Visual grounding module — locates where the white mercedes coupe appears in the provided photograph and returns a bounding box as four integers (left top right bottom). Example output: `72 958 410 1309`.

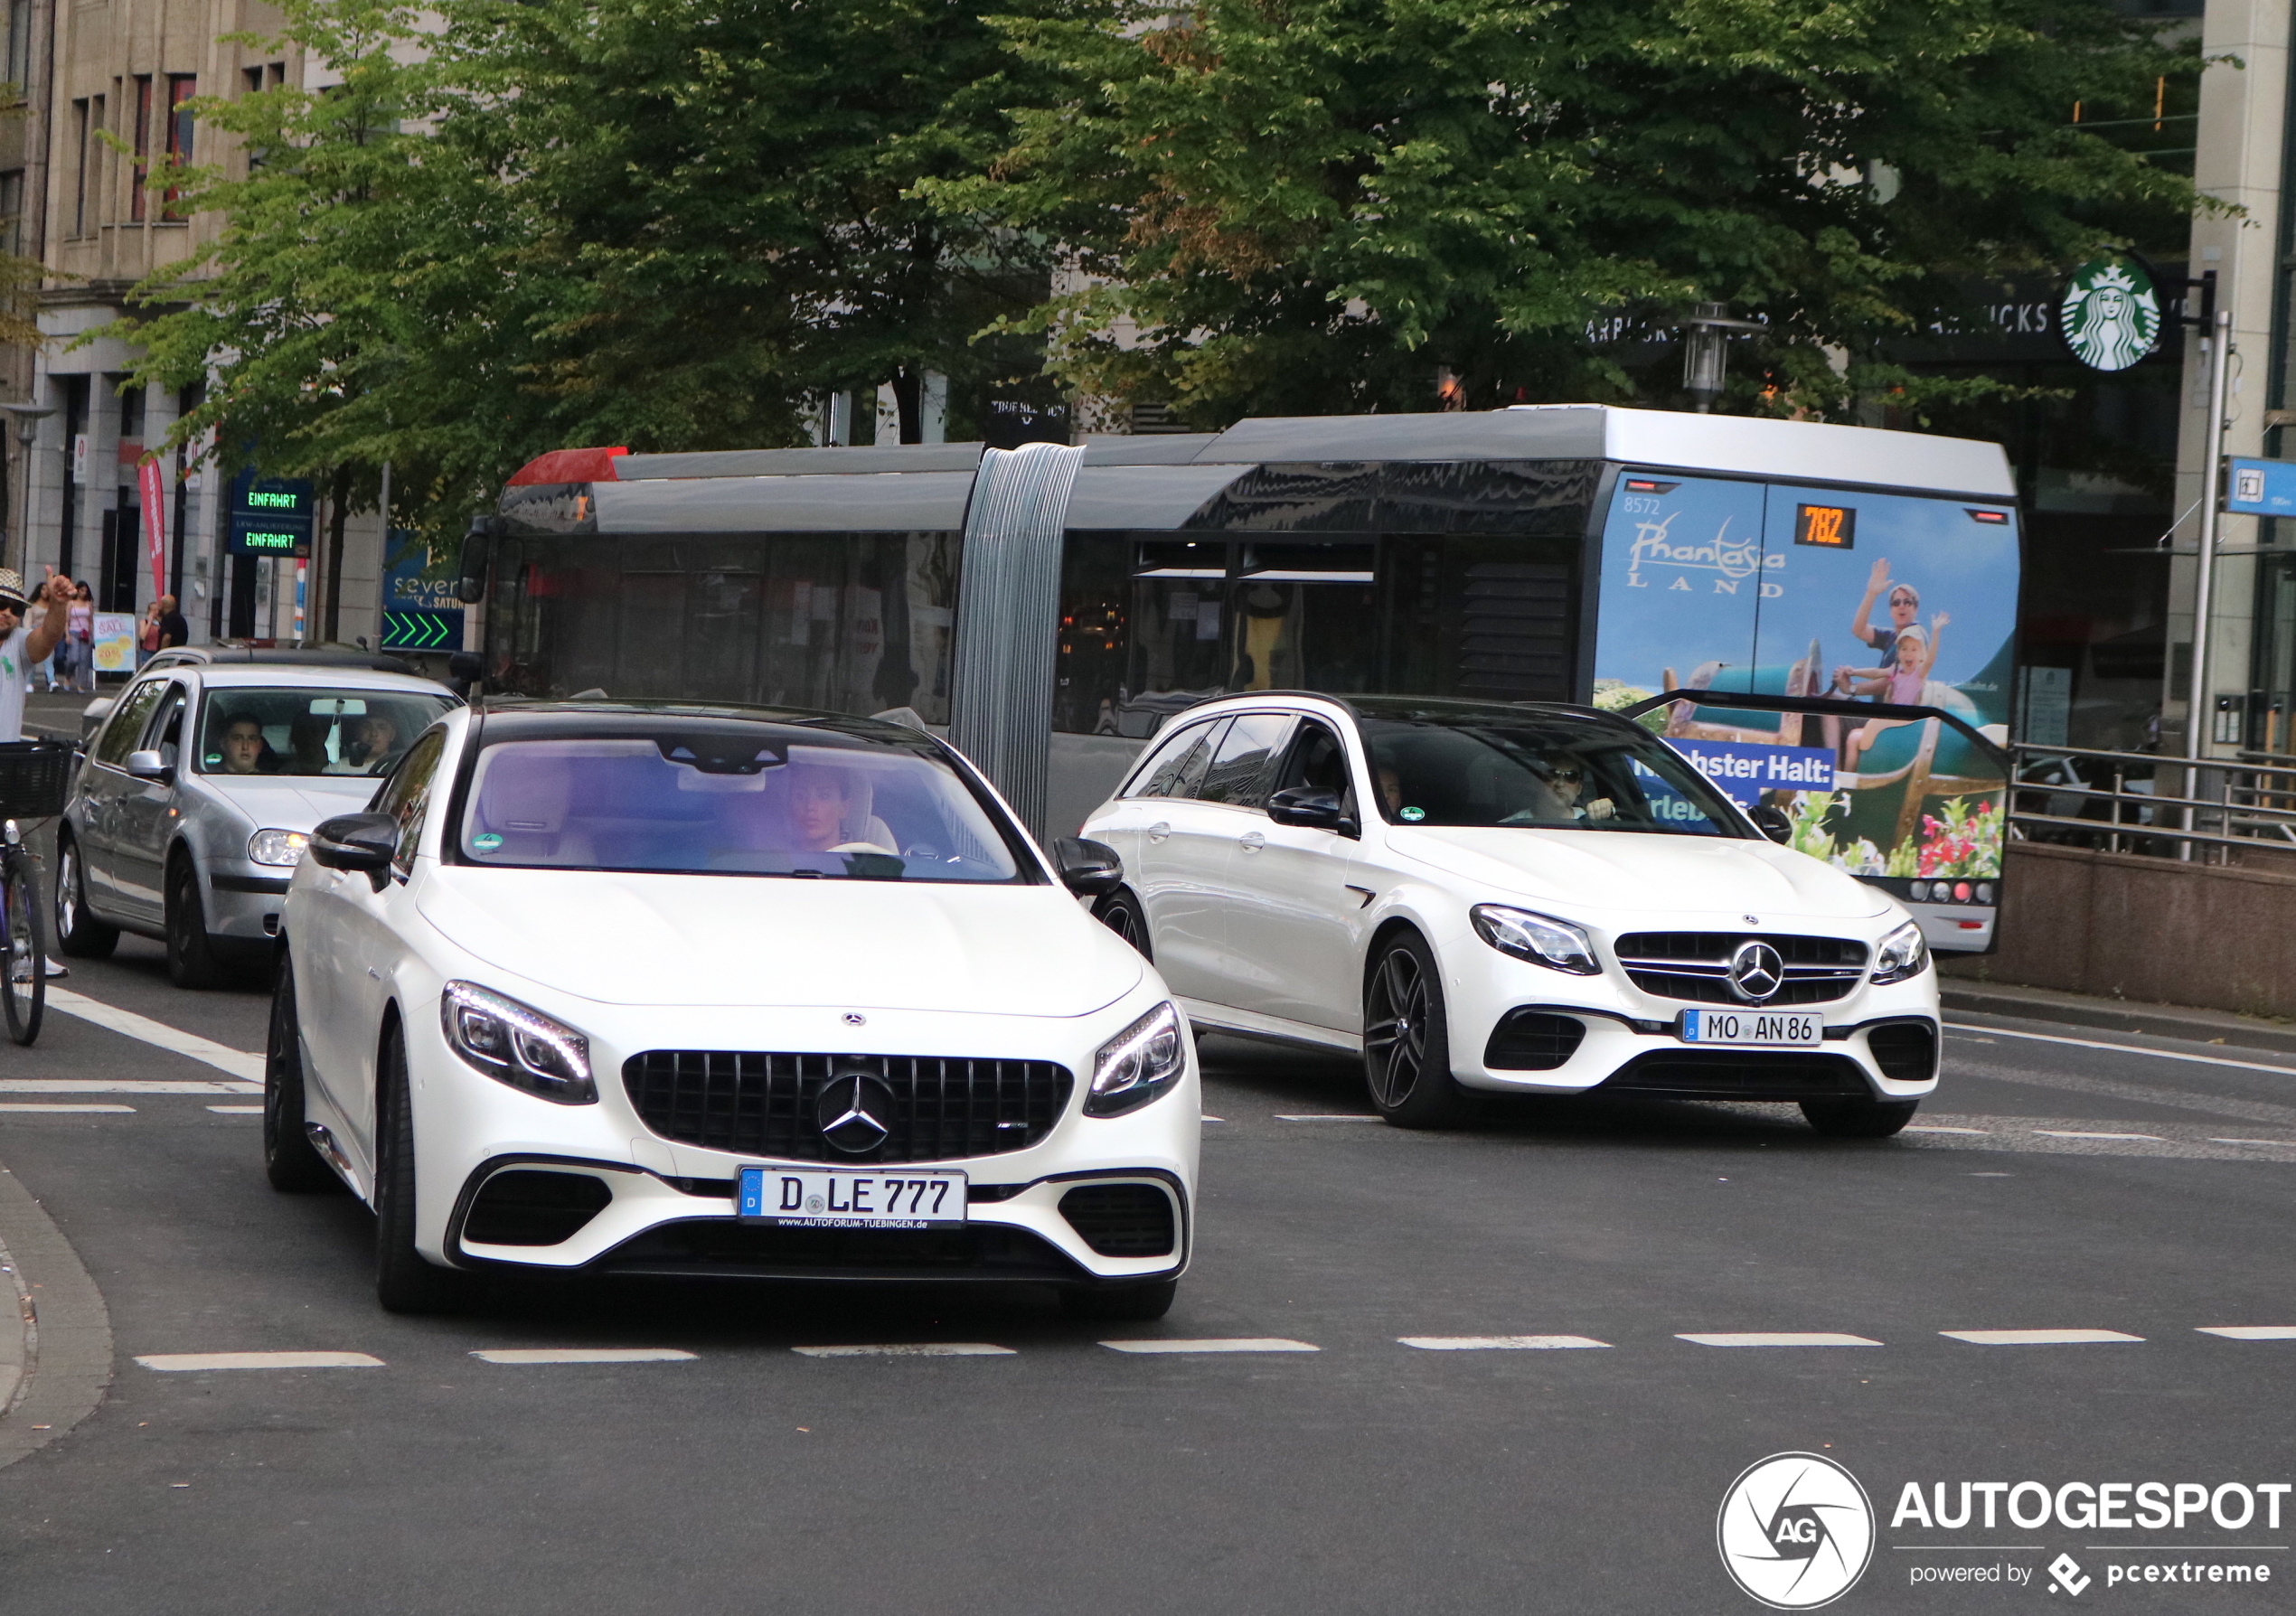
267 701 1197 1317
1080 694 1938 1134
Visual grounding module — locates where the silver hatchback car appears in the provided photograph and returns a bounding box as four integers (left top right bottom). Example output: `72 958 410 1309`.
55 665 460 986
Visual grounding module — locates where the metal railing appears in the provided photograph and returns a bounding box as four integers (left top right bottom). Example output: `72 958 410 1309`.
2008 742 2296 863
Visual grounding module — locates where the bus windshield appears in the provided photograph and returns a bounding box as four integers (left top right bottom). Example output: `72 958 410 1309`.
456 731 1029 882
1357 709 1750 836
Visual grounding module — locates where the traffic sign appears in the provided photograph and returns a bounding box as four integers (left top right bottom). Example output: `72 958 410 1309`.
2227 457 2296 518
381 608 462 651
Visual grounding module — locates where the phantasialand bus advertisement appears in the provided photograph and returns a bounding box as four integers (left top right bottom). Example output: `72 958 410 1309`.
472 406 2018 952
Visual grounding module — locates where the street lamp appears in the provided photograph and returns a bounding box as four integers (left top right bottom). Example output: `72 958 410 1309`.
0 402 52 577
1679 303 1765 413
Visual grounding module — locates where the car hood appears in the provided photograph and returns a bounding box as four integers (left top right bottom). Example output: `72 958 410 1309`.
414 868 1146 1015
197 775 381 828
1385 828 1893 921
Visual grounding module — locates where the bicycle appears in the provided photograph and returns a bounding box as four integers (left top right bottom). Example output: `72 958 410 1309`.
0 739 71 1046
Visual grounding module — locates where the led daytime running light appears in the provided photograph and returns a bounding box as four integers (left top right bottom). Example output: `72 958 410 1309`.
1086 1001 1186 1117
440 981 597 1104
1869 919 1929 985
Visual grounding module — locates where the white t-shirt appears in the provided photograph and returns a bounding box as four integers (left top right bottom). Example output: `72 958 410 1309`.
0 625 24 742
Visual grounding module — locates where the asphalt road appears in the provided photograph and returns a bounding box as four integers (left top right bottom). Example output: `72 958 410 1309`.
1 940 2292 1614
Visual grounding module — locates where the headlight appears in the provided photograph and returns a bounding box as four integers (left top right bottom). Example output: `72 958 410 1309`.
440 982 597 1104
249 828 311 867
1471 905 1601 975
1086 1001 1186 1117
1870 918 1929 985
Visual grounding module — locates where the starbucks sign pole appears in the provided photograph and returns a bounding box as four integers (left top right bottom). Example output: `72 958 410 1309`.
2182 306 2234 856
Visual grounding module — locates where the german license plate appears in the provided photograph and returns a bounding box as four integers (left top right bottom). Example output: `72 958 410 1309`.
736 1167 967 1229
1680 1008 1823 1047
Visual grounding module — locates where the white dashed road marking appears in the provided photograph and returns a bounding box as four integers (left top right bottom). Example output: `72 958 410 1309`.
1906 1125 1989 1135
791 1343 1016 1358
0 1103 135 1113
136 1351 384 1371
0 1080 259 1095
1102 1338 1320 1354
472 1348 697 1365
2196 1327 2296 1340
1398 1335 1611 1351
1677 1332 1884 1348
1939 1329 2144 1346
2034 1131 2163 1142
1275 1114 1382 1123
206 1105 263 1115
44 989 266 1082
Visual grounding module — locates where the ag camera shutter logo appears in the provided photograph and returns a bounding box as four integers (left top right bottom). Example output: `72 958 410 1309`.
1718 1452 1876 1609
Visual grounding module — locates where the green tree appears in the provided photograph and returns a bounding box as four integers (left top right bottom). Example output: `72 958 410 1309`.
940 0 2214 425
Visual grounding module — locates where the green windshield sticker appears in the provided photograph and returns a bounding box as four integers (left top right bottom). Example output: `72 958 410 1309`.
472 832 503 852
1399 805 1426 822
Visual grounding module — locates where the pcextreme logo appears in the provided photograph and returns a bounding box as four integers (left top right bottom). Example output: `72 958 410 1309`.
1718 1452 1877 1610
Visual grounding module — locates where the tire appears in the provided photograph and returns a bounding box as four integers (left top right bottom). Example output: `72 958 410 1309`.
165 855 225 991
372 1026 473 1314
1362 930 1469 1129
2 860 46 1047
53 834 118 961
264 954 339 1193
1800 1096 1920 1139
1059 1279 1178 1322
1092 887 1153 960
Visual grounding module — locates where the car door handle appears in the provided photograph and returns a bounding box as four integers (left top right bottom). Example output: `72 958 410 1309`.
1146 821 1171 843
1237 831 1266 853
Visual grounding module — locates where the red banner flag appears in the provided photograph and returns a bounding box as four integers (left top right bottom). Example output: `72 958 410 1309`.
138 456 168 600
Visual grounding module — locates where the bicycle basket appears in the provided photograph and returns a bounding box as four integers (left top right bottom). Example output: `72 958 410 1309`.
0 740 71 819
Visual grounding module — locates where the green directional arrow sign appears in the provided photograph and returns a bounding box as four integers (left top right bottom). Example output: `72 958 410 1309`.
381 609 462 650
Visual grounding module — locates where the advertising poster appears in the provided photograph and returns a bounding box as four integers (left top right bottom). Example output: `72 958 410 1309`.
90 611 136 674
1593 473 2016 883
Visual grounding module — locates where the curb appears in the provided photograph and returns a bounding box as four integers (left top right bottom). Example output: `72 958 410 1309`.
0 1163 113 1470
1941 983 2296 1060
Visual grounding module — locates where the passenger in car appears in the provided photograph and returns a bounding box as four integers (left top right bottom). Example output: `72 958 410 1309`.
786 764 897 854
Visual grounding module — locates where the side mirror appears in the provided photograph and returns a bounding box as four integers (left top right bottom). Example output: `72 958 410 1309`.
456 517 499 605
1052 836 1124 898
310 812 400 886
1748 803 1793 844
1266 785 1351 833
125 748 172 783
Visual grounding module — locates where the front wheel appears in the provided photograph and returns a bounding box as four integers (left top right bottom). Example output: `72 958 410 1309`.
53 835 118 960
264 955 339 1193
1092 888 1153 960
2 858 46 1046
1362 931 1469 1129
1801 1096 1919 1138
373 1029 475 1314
165 858 225 991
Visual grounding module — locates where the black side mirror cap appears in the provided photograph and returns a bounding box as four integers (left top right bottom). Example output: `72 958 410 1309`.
1748 803 1793 844
1266 785 1354 836
310 812 400 883
1052 836 1124 898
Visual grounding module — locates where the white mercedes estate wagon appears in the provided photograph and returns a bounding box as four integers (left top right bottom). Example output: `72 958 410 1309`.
268 701 1197 1318
1080 694 1939 1134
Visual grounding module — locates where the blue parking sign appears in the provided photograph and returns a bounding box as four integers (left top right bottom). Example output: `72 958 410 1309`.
2227 457 2296 518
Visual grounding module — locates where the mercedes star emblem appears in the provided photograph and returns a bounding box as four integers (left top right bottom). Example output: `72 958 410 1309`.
1727 940 1785 1003
815 1071 894 1154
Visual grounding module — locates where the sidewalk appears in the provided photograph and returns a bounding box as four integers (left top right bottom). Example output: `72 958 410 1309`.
1941 977 2296 1059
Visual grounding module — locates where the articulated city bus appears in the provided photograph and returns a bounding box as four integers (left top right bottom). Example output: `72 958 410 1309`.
473 407 2020 950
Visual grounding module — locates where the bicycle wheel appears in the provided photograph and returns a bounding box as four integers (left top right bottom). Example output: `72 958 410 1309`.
2 856 45 1046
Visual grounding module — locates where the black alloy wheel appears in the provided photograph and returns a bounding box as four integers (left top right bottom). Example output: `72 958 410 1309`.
53 835 118 960
165 856 224 991
1093 888 1153 960
1801 1095 1920 1139
1 860 45 1046
264 954 339 1193
1362 931 1468 1129
1059 1279 1178 1322
373 1026 474 1314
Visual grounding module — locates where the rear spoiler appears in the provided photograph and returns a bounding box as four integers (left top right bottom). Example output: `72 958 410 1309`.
1617 689 2013 774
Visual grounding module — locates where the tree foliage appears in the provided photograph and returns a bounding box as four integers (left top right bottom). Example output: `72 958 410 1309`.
938 0 2215 424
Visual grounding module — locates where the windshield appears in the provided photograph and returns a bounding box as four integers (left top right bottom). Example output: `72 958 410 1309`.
455 731 1029 882
1359 711 1750 836
199 689 456 778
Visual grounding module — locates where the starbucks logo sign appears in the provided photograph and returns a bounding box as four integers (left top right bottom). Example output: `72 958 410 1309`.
2058 254 2162 371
